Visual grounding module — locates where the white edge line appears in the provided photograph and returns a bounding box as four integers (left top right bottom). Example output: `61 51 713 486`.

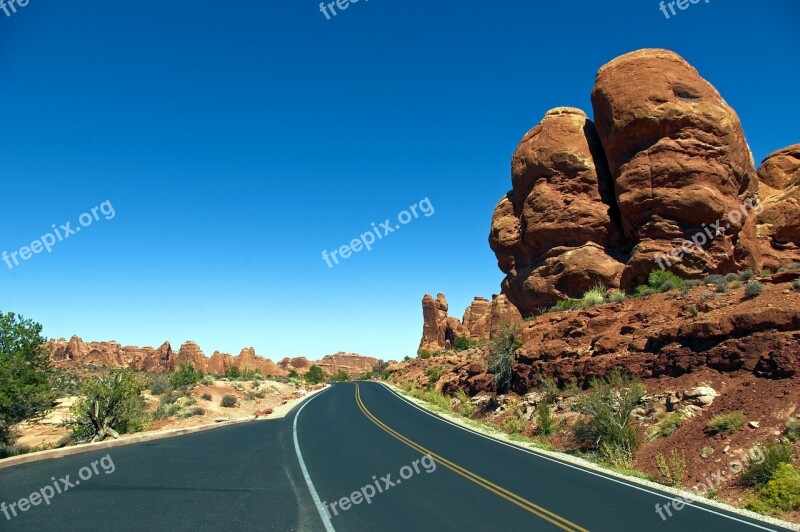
293 387 336 532
378 382 795 532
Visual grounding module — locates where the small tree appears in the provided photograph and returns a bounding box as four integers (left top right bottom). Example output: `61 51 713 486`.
305 365 325 385
488 323 522 393
169 362 204 388
329 370 350 382
287 369 299 379
69 370 146 442
0 312 55 449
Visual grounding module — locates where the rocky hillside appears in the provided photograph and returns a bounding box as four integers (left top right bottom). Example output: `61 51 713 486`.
47 336 380 377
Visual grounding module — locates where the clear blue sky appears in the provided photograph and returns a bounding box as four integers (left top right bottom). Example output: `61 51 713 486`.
1 1 798 361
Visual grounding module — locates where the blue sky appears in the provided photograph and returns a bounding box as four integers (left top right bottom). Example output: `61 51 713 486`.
1 1 798 361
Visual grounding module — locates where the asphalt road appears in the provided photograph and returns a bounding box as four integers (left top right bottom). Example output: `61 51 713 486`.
0 382 793 531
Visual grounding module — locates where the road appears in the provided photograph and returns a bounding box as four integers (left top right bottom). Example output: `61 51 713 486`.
0 382 793 531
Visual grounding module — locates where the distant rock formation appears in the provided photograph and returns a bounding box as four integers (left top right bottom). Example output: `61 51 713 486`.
489 49 799 315
417 293 521 354
47 337 379 377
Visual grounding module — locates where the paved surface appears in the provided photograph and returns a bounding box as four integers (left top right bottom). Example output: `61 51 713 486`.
0 382 792 531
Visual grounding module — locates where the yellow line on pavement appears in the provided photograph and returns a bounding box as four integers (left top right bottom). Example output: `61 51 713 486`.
354 384 589 532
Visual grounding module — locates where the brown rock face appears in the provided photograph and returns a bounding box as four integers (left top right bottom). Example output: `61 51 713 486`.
47 338 379 377
489 107 626 313
757 145 800 249
592 48 760 284
463 297 491 342
418 293 469 353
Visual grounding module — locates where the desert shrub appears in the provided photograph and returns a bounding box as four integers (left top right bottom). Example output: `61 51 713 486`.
551 298 583 312
0 312 55 449
684 304 699 317
742 441 793 487
681 279 703 295
169 363 204 388
421 389 450 410
149 374 171 395
703 274 724 285
607 291 627 303
538 376 560 404
786 418 800 441
581 285 607 308
287 369 299 379
746 464 800 514
724 272 738 282
759 269 772 278
743 281 764 299
70 370 146 442
656 450 686 487
418 350 440 359
573 370 646 464
535 402 556 436
648 412 684 441
706 411 745 434
714 279 728 293
738 269 754 281
453 389 474 417
425 367 443 389
454 336 479 351
792 280 800 291
220 395 238 408
488 323 522 393
634 287 657 297
177 406 205 418
304 365 325 384
223 367 241 379
502 417 525 434
649 270 682 292
201 375 215 385
201 393 212 401
329 370 350 383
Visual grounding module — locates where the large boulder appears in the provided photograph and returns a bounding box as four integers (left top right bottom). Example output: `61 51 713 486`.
489 107 626 313
591 48 760 285
757 145 800 254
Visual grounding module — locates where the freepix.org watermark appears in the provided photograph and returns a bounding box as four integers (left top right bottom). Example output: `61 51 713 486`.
321 197 434 268
659 0 710 20
2 200 116 270
0 0 30 18
1 454 116 522
323 454 436 518
319 0 367 21
654 195 762 271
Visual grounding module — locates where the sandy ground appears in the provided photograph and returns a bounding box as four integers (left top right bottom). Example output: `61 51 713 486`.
13 379 319 449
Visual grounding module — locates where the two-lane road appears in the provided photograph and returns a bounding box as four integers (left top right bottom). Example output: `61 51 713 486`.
0 382 792 531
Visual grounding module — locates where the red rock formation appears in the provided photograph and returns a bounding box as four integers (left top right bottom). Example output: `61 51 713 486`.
47 338 377 378
591 49 760 285
489 107 625 313
757 145 800 267
418 293 469 353
462 297 491 342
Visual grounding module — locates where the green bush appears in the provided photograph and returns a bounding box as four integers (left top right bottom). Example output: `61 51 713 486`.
724 272 739 282
287 370 299 379
0 312 55 449
329 370 350 382
706 411 745 434
169 363 204 388
70 370 146 442
220 395 237 408
425 367 443 389
656 449 686 487
502 416 525 434
738 269 754 281
152 402 180 420
304 365 325 384
418 350 439 359
452 389 474 417
488 323 522 393
581 285 607 308
608 291 627 303
201 375 215 385
743 281 764 299
759 269 772 278
177 406 205 418
149 374 170 395
792 280 800 291
714 280 728 293
746 464 800 514
648 412 685 441
681 279 703 294
573 370 646 464
223 367 241 379
786 418 800 441
649 270 682 292
535 402 556 436
454 336 479 351
550 298 583 312
201 393 212 401
703 274 724 285
742 441 793 487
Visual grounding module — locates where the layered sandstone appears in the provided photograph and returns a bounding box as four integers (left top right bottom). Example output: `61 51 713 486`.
757 145 800 267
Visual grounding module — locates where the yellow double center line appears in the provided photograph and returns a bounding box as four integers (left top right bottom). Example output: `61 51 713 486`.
354 384 588 532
